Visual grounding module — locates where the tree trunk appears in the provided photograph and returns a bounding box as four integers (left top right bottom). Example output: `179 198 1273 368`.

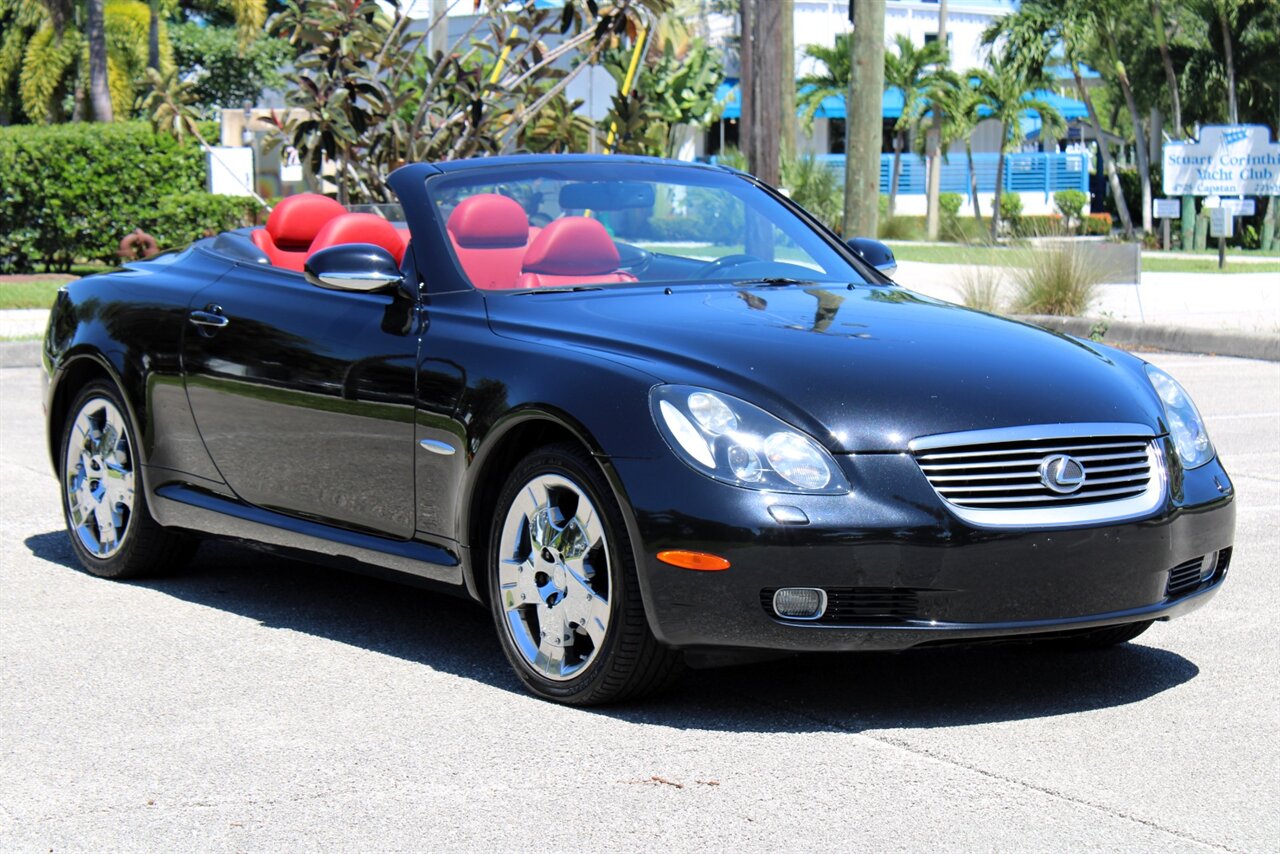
888 132 903 217
843 0 886 239
991 127 1005 242
1150 0 1182 134
1116 67 1152 233
778 0 795 162
967 144 982 227
86 0 113 121
924 0 948 240
1073 64 1132 237
740 0 786 187
148 0 160 71
1219 4 1237 123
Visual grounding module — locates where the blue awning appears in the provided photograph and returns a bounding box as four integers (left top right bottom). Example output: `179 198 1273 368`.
715 79 1087 130
717 79 905 121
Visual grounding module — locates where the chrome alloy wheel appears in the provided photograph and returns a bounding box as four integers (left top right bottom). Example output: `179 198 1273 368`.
63 397 136 559
496 474 612 681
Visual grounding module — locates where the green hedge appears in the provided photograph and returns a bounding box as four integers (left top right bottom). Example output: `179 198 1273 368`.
0 121 253 272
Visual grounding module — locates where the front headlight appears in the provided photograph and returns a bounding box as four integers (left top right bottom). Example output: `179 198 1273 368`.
651 385 848 494
1145 364 1214 468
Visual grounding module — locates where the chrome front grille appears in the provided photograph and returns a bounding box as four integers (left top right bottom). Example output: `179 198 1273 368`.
909 423 1166 528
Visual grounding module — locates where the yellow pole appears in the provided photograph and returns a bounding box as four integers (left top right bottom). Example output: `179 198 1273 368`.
603 27 648 153
489 26 521 85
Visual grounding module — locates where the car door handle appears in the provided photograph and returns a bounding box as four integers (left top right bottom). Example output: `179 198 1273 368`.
188 308 229 329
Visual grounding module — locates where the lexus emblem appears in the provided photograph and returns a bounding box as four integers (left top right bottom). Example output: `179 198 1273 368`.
1039 454 1086 494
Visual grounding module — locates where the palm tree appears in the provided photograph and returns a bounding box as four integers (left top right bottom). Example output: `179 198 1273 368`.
984 0 1135 237
796 32 850 129
1 0 266 122
971 54 1064 241
921 74 986 227
882 34 949 217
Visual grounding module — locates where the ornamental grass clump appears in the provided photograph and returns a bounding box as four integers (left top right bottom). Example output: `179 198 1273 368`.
1009 241 1105 316
956 264 1005 313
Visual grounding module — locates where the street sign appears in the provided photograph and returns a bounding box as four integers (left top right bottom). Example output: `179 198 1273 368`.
1163 125 1280 196
1153 199 1181 219
1221 198 1256 216
1209 207 1234 238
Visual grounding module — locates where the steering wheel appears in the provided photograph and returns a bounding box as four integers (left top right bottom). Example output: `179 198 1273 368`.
696 254 763 279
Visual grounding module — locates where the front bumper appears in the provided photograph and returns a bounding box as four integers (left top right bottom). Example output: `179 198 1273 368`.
611 443 1236 653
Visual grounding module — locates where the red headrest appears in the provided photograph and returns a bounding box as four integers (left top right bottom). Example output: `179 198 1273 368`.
447 194 529 248
308 213 406 263
266 193 347 249
522 217 620 276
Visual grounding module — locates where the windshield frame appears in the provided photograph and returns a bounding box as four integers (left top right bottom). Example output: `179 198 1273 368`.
421 159 888 295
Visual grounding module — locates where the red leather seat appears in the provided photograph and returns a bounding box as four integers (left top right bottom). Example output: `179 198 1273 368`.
307 213 407 264
251 193 346 271
515 217 637 289
446 194 531 290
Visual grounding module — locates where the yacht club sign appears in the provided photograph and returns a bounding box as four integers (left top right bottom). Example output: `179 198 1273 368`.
1163 125 1280 197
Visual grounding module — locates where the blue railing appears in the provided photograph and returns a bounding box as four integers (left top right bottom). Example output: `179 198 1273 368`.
812 152 1089 198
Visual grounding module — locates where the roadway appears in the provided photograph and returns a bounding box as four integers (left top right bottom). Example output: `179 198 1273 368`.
1 353 1277 851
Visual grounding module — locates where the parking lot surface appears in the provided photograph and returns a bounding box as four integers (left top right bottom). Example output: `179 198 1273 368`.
2 353 1277 852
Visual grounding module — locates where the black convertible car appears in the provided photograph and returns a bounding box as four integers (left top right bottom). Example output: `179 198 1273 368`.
43 154 1235 704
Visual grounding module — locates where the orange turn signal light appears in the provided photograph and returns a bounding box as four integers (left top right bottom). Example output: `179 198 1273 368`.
656 550 731 571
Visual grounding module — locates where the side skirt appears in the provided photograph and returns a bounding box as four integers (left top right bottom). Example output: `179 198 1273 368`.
151 482 465 589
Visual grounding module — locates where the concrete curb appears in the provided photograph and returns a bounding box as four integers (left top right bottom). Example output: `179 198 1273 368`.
1018 315 1280 362
0 341 41 368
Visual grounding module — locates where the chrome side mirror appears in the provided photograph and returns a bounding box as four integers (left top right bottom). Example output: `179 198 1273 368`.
304 243 404 293
845 237 897 278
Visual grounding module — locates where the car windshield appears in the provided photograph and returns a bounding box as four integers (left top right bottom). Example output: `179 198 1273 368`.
425 162 869 292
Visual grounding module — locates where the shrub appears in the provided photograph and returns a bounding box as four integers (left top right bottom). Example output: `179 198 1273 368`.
939 192 963 220
0 121 235 272
1009 242 1105 316
878 215 923 241
1012 214 1067 238
1053 189 1088 225
781 154 843 235
137 194 258 250
1079 213 1112 236
999 193 1023 222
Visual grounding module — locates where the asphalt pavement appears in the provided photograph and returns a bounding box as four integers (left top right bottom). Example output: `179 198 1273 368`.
1 354 1278 852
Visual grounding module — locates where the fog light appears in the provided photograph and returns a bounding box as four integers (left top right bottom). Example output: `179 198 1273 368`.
1200 552 1217 580
773 587 827 620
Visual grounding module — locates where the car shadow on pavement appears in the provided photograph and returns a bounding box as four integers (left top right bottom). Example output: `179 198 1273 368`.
26 529 1200 734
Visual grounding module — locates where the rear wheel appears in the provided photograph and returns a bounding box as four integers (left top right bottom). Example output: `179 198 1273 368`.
1035 620 1154 650
487 442 682 705
60 380 194 579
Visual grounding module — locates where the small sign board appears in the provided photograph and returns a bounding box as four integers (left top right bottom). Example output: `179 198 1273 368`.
1221 198 1256 216
1209 207 1234 238
206 147 255 197
1153 198 1181 219
1163 125 1280 196
280 146 303 183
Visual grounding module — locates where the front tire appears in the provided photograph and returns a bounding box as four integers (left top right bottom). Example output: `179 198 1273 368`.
487 442 682 705
59 380 195 579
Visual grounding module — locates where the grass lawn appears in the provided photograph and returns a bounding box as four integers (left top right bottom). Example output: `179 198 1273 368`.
1139 256 1280 274
0 278 73 310
887 242 1280 274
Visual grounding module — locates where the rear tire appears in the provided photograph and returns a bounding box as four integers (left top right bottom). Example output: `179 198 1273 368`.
487 442 682 705
1035 620 1153 650
59 380 195 579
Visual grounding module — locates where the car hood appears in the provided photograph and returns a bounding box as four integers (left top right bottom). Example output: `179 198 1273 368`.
484 284 1161 453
